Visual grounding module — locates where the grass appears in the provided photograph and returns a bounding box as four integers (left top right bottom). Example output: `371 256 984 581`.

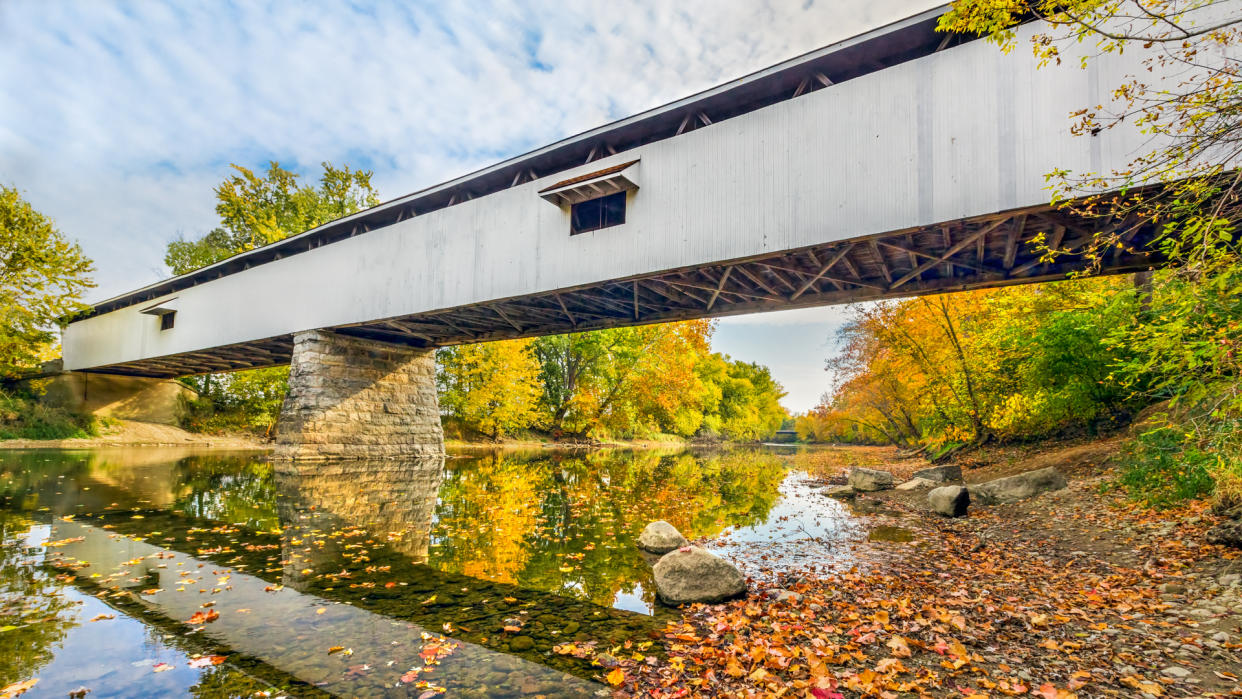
0 389 98 440
1111 416 1242 509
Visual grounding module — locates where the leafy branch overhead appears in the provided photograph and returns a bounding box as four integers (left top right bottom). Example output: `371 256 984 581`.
0 186 94 378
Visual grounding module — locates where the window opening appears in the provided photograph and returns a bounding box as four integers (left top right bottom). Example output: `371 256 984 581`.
570 191 626 235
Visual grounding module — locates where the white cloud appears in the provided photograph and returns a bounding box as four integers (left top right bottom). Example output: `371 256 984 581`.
0 0 940 299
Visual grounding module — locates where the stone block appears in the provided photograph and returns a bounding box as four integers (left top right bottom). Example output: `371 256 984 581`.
274 330 444 461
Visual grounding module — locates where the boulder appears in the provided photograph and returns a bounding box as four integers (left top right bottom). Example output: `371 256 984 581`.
912 464 962 483
896 477 937 491
968 467 1067 505
928 485 970 517
824 485 856 499
847 467 895 492
653 546 746 605
1207 519 1242 548
637 520 689 554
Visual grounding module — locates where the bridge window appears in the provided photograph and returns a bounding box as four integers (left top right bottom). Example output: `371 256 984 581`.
571 192 626 235
160 311 176 331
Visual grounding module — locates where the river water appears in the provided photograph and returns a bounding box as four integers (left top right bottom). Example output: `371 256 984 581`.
0 446 871 698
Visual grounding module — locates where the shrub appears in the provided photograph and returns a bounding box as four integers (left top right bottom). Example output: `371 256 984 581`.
0 389 97 440
1113 425 1217 509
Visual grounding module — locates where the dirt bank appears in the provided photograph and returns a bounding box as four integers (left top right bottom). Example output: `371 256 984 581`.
0 419 267 450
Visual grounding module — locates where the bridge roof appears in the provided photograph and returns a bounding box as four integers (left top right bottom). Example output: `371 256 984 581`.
82 4 964 319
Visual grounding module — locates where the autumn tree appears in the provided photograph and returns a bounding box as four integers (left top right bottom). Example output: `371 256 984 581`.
940 0 1242 498
436 338 544 440
0 186 94 378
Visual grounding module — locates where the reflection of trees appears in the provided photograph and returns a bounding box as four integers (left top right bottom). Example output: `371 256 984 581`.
171 456 280 530
0 512 79 687
430 449 785 608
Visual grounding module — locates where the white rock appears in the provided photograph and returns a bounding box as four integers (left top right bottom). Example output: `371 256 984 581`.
896 477 937 491
637 520 689 554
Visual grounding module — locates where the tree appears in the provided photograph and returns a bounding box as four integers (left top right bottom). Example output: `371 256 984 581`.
940 0 1242 498
436 339 544 440
165 161 379 275
0 186 94 378
170 162 379 433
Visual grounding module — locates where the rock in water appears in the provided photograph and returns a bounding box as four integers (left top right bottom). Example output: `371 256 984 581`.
637 520 689 554
847 467 895 491
824 485 857 499
1207 519 1242 548
968 467 1067 505
912 464 962 483
928 485 970 517
896 477 937 491
653 547 746 605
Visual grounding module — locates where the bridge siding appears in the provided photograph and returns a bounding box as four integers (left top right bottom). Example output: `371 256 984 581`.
64 17 1149 373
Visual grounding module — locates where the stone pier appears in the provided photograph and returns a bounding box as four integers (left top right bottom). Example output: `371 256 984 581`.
273 330 444 462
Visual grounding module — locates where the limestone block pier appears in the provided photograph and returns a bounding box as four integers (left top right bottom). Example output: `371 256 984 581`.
273 330 444 462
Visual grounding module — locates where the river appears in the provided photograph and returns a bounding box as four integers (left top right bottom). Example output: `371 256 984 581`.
0 445 877 697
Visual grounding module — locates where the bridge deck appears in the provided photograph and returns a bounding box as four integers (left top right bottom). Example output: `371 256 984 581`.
89 203 1153 378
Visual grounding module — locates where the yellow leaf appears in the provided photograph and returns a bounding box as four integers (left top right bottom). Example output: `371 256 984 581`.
605 668 625 687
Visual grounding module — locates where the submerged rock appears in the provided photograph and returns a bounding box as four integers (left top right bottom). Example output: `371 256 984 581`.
653 546 746 605
912 464 963 483
928 485 970 517
824 485 857 499
968 467 1067 505
895 477 937 491
637 520 689 554
847 467 895 492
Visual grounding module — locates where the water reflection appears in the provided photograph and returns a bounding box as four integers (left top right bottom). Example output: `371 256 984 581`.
0 446 829 697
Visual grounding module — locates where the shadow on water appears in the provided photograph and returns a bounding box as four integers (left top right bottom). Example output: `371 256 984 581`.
0 446 810 697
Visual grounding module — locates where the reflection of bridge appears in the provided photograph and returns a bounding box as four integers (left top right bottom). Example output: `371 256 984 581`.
50 519 603 697
61 6 1177 458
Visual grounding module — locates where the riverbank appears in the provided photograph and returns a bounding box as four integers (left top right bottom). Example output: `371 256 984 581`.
0 419 267 450
611 435 1242 697
0 421 726 452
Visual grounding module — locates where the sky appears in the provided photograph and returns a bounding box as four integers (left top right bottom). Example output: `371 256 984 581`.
0 0 940 413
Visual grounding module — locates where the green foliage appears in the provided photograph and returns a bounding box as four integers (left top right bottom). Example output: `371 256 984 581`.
164 161 379 275
938 1 1242 506
168 162 378 433
0 185 94 378
180 367 289 435
1113 425 1217 508
0 511 79 687
0 388 97 440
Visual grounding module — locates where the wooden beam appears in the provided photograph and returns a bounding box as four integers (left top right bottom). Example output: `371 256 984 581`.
791 244 854 300
554 293 577 327
491 305 523 332
734 265 779 296
706 266 733 310
890 217 1008 289
1003 214 1026 269
868 240 892 284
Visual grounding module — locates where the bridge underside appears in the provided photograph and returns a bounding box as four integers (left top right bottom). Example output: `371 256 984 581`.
85 202 1156 379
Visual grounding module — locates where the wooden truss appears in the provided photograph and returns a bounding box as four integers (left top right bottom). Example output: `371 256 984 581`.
89 204 1156 378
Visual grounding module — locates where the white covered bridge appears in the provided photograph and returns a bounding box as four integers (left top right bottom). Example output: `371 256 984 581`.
63 6 1162 460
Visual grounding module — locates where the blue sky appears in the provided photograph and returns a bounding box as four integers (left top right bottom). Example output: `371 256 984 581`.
0 0 937 412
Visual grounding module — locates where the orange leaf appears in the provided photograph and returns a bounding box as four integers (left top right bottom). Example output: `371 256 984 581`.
605 668 625 687
886 636 912 658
